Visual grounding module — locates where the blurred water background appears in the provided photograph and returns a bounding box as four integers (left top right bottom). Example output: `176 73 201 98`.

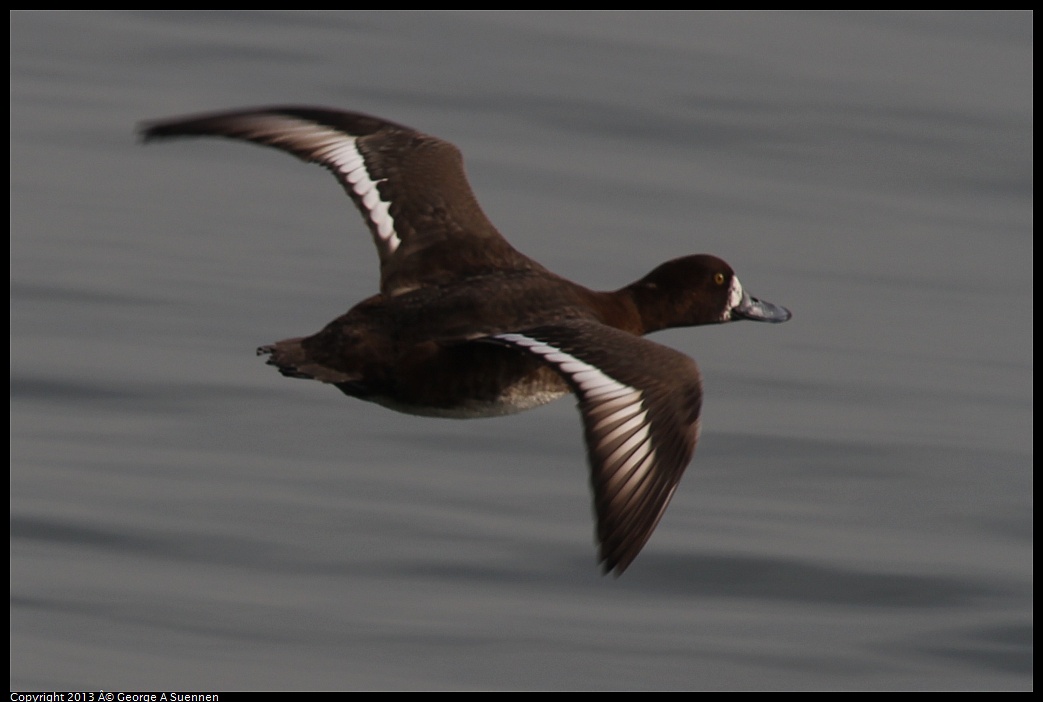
10 11 1032 690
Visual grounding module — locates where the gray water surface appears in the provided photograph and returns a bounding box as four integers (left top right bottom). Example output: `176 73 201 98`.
10 11 1032 690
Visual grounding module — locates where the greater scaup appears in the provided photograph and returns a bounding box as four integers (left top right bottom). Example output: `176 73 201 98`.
139 107 791 575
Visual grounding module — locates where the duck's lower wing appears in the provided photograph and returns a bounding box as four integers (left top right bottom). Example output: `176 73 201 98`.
487 320 702 576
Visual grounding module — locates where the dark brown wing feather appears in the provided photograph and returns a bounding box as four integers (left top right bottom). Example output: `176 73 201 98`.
490 321 701 575
139 106 547 296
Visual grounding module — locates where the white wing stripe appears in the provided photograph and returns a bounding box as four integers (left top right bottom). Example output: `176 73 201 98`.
494 331 659 481
590 402 642 433
344 167 367 185
494 334 635 405
246 117 403 254
598 411 648 446
604 447 657 503
582 385 637 402
352 178 373 196
604 424 651 468
588 388 642 410
361 187 381 210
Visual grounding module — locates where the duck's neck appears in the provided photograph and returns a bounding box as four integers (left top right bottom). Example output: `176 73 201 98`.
583 284 685 336
612 282 677 335
563 284 642 336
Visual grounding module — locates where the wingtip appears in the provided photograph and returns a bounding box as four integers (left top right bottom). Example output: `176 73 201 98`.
598 549 635 577
135 121 153 144
136 118 175 144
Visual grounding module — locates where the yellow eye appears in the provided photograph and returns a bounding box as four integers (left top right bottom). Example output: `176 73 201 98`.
714 272 725 285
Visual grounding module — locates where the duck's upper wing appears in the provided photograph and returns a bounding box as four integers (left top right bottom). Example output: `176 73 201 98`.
139 106 547 296
488 320 702 575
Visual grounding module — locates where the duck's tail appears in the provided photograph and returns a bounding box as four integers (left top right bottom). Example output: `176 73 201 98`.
257 338 357 385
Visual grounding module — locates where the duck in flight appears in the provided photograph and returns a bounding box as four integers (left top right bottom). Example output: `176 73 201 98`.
139 107 791 575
